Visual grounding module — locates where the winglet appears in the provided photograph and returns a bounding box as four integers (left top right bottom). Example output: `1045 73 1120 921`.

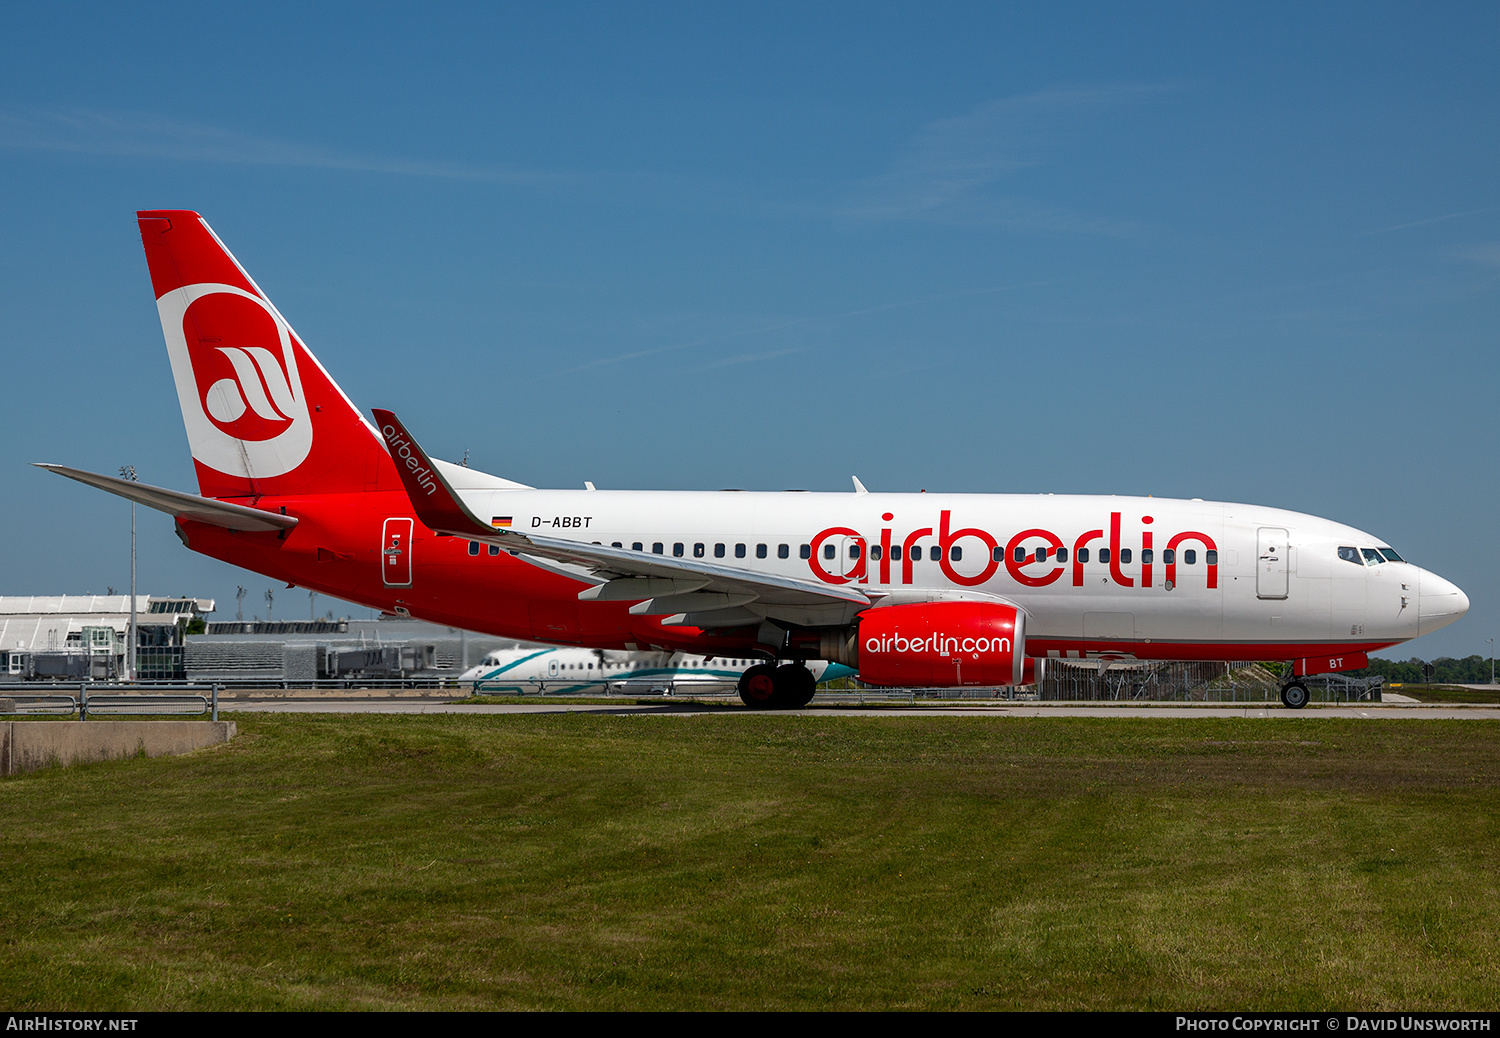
852 476 869 495
372 409 494 538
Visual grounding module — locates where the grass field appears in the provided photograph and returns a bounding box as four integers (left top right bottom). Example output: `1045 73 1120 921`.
1395 685 1500 705
1 713 1497 1010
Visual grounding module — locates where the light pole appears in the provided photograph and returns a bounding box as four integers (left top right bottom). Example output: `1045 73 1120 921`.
119 466 137 681
1490 638 1495 685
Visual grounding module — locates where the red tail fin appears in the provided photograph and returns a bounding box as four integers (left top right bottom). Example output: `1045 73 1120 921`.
137 210 394 499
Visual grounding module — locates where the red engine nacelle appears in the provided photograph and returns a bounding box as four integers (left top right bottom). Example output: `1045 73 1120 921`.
856 601 1027 687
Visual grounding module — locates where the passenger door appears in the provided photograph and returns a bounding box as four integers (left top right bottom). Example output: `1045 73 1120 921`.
1257 527 1288 600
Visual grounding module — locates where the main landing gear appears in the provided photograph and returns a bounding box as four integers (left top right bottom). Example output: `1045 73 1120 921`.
737 663 817 710
1280 682 1310 710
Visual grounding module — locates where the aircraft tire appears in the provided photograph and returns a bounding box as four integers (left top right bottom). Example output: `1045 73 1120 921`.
773 664 817 709
1280 682 1310 709
738 664 778 709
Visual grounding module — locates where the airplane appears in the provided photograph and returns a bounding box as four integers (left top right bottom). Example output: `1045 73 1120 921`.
458 645 853 695
38 211 1470 710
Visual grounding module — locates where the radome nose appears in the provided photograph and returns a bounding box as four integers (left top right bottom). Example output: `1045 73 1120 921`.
1418 570 1470 636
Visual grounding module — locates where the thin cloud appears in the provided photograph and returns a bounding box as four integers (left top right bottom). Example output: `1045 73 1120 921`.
693 348 801 372
842 84 1176 231
1366 207 1495 235
1451 242 1500 267
552 281 1048 377
0 105 577 185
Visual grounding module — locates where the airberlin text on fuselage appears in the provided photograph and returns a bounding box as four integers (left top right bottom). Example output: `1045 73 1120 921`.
867 632 1012 656
379 424 438 497
809 510 1219 591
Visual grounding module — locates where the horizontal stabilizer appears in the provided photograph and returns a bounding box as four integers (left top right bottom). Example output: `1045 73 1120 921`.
35 464 299 533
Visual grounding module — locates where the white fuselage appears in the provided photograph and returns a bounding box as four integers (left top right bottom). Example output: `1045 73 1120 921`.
460 645 849 693
453 486 1468 660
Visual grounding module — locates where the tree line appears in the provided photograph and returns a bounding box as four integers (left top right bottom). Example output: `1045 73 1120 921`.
1349 656 1497 684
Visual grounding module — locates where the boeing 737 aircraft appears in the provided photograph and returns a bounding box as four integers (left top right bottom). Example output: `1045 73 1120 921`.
39 211 1470 709
459 646 852 695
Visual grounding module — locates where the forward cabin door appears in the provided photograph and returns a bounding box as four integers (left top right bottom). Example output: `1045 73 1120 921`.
1257 527 1288 600
382 518 414 587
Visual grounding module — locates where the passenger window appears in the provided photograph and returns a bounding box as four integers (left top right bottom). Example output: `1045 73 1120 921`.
932 546 945 562
1184 549 1195 565
951 546 962 561
673 543 685 557
1014 546 1026 563
993 546 1004 562
778 544 789 559
757 544 768 559
632 542 643 552
1120 549 1132 564
489 544 500 556
799 544 811 559
735 544 747 558
1099 548 1111 563
693 543 705 558
1205 550 1217 565
468 541 480 556
1078 547 1090 563
1162 549 1174 564
823 544 835 560
1035 547 1048 562
869 545 882 560
652 542 664 555
1141 549 1153 565
847 544 860 559
714 543 725 558
891 545 902 561
1056 547 1067 563
611 542 622 548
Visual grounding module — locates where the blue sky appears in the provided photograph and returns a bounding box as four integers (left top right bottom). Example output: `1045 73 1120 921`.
2 3 1495 660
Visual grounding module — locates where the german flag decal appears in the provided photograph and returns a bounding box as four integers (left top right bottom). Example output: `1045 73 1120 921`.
491 516 512 528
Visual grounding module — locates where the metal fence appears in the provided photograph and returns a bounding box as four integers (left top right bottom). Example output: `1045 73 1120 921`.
0 683 222 720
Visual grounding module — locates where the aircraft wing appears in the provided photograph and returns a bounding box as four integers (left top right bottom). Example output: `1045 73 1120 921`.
35 463 299 533
373 410 870 628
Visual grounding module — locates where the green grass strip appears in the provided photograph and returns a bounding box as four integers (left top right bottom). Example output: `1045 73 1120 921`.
1 714 1497 1010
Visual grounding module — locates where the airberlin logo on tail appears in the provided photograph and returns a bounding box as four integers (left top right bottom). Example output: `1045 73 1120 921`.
200 344 297 436
379 424 439 496
158 283 312 479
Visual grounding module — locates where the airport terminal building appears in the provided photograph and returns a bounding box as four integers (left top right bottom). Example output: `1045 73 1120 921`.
0 595 213 680
0 595 506 685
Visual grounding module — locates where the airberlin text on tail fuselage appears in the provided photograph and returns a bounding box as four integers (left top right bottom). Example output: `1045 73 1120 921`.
39 210 1469 698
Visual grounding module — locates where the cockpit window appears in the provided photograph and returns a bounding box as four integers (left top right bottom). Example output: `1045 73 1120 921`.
1361 548 1384 565
1379 548 1404 563
1338 546 1361 565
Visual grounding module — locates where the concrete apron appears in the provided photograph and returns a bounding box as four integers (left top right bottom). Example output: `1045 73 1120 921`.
0 721 236 776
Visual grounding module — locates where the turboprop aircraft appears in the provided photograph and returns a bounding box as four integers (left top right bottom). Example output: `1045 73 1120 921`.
459 646 852 695
38 211 1470 709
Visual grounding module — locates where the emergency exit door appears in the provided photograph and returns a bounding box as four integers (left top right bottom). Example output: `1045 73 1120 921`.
382 518 414 587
